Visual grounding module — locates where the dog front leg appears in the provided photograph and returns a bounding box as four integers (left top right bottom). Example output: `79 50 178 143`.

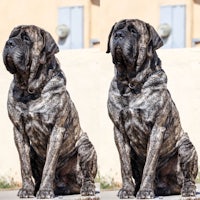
136 124 165 199
114 126 135 199
14 126 35 198
36 125 64 199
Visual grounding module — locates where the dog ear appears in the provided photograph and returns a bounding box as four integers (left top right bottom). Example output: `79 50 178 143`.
9 26 22 38
28 28 59 93
106 23 116 53
136 22 163 67
40 30 59 64
136 21 150 67
147 23 163 50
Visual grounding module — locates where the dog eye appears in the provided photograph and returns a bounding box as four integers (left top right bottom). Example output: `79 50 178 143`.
128 26 138 35
130 28 137 34
21 33 31 42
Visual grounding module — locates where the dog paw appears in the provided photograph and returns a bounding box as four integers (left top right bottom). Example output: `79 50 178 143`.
36 189 55 199
81 181 96 196
136 189 155 199
17 187 34 198
117 188 135 199
181 183 196 197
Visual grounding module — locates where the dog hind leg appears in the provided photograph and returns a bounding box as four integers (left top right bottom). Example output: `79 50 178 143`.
76 132 97 196
178 132 198 197
54 155 82 195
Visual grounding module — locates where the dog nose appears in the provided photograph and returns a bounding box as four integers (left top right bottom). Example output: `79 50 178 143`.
6 39 16 48
114 31 125 39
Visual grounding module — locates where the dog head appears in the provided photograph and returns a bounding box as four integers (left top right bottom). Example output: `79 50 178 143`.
106 19 163 69
3 25 59 93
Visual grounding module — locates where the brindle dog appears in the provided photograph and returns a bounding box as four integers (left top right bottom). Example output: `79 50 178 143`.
3 25 97 199
106 19 198 199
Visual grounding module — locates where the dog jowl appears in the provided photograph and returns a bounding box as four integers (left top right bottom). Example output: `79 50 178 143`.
3 25 97 199
106 19 198 199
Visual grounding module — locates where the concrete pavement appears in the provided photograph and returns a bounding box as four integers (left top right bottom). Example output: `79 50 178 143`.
1 189 200 200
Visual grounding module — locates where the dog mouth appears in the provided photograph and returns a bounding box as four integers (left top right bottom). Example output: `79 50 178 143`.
3 52 17 74
4 53 12 65
4 47 31 73
115 46 123 54
113 46 124 64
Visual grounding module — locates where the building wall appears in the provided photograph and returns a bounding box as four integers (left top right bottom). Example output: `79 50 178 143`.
193 3 200 42
100 0 160 51
1 0 200 52
100 0 200 50
0 0 57 51
0 0 100 51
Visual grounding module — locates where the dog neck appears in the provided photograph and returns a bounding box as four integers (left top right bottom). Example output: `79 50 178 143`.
13 56 61 95
115 52 163 95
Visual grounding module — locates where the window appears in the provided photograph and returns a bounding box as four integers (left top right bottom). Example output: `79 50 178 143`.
160 5 186 48
58 6 84 49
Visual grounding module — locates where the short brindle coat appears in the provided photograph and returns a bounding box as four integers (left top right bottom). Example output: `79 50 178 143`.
3 25 97 199
106 19 198 199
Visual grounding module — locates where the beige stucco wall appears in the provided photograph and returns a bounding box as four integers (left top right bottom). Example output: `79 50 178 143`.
100 0 159 51
193 3 200 39
0 0 57 51
1 48 200 183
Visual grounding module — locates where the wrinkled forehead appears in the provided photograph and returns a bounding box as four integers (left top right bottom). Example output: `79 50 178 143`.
9 25 43 41
114 19 147 33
